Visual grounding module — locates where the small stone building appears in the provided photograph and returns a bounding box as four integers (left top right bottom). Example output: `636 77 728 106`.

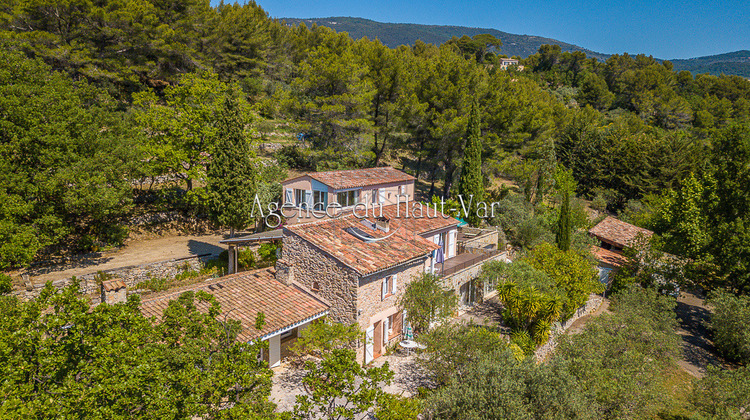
589 216 653 285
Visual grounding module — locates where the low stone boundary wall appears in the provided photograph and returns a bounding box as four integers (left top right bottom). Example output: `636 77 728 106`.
534 293 605 362
13 253 219 303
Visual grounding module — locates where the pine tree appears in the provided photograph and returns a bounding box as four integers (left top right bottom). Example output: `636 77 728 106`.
207 93 257 237
458 99 484 226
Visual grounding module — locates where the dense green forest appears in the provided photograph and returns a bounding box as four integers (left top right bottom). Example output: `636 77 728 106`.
1 0 749 296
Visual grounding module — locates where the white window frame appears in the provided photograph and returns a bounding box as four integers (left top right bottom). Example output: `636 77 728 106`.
336 189 359 207
313 190 327 211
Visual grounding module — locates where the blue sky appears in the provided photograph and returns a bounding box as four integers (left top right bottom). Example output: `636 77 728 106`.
231 0 749 59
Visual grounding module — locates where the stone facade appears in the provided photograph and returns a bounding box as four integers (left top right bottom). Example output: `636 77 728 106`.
357 260 425 331
12 254 217 303
280 232 359 324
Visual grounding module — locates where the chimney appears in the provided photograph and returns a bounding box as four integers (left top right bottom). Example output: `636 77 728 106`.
275 259 294 286
375 216 390 233
101 279 127 305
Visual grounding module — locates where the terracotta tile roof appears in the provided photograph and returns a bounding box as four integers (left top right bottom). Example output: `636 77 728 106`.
285 167 415 190
589 216 653 249
285 203 458 275
102 279 126 292
140 268 329 342
591 246 628 268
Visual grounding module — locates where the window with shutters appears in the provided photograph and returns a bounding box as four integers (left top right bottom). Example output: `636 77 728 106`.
294 189 306 208
382 276 393 299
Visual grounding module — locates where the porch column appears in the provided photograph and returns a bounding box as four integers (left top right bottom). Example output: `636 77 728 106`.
228 245 238 275
268 335 281 368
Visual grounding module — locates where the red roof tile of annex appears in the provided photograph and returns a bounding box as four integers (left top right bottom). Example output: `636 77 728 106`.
140 268 329 342
589 216 653 249
591 246 629 268
285 167 415 190
284 203 458 276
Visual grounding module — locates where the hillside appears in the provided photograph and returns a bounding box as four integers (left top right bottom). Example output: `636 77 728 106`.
670 50 750 78
281 16 610 61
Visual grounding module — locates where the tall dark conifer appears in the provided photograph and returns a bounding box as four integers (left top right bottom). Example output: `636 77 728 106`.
207 93 256 237
556 189 571 251
555 166 576 252
458 99 484 226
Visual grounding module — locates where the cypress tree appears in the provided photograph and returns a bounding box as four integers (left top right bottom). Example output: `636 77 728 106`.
555 166 576 252
458 99 484 226
556 189 571 251
207 93 257 237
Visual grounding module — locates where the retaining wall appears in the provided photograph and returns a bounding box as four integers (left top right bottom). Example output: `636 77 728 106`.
534 293 605 362
13 253 219 303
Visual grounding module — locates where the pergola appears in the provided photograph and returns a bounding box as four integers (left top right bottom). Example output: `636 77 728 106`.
219 229 284 274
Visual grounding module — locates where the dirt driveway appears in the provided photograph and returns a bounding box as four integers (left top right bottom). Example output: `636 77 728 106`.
674 290 726 378
24 232 230 284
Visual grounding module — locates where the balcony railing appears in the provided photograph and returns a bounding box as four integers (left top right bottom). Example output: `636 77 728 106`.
435 249 502 277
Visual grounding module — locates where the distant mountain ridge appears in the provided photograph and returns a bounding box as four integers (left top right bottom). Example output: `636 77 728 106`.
670 50 750 78
281 17 750 78
281 17 610 61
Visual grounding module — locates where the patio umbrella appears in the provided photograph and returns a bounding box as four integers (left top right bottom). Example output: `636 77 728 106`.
404 324 413 340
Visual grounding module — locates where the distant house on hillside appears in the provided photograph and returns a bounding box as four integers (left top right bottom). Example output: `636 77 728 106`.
499 58 521 70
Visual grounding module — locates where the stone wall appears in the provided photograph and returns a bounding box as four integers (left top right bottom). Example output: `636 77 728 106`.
442 252 510 296
534 293 605 362
12 253 218 303
281 232 359 324
458 227 500 253
357 260 426 331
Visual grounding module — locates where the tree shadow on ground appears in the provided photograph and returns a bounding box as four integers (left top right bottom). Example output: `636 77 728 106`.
187 239 224 257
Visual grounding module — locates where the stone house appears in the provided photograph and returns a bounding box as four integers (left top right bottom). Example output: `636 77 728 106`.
220 167 509 363
280 202 462 362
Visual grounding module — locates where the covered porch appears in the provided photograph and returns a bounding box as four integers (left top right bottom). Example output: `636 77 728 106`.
219 229 284 274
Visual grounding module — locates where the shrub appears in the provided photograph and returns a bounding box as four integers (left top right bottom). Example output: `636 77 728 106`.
424 349 597 420
555 285 680 419
707 290 750 363
274 145 308 169
419 324 509 385
288 321 361 360
136 277 170 292
237 248 256 270
257 242 279 267
0 273 12 294
691 365 750 419
204 251 228 275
